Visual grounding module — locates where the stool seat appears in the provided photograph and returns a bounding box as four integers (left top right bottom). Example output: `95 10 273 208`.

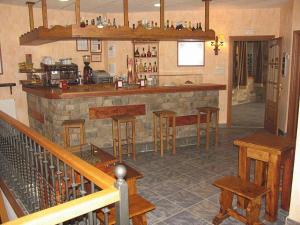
62 119 85 126
112 115 136 122
153 110 176 117
197 107 220 113
63 119 85 149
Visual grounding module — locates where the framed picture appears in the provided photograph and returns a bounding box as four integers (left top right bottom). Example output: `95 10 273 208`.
91 53 102 62
177 41 205 66
90 39 102 53
0 43 3 74
76 39 89 51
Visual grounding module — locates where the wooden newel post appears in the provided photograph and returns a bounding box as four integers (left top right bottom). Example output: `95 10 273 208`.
75 0 80 25
160 0 165 30
41 0 48 28
202 0 212 31
123 0 129 27
26 2 35 31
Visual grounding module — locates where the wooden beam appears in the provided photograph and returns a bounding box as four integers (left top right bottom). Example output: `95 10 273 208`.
41 0 48 28
123 0 129 27
26 2 35 31
160 0 164 30
75 0 80 25
202 0 211 31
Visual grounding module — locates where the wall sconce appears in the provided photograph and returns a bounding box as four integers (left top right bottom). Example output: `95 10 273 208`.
211 35 224 55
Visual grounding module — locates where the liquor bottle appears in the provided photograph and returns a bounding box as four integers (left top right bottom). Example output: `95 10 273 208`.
147 46 152 57
91 19 95 25
80 18 86 27
151 47 157 57
188 21 192 30
144 63 147 72
148 62 152 72
134 48 140 57
155 22 158 28
151 21 154 29
85 20 89 26
171 21 175 29
113 18 117 28
107 19 112 27
166 20 170 29
135 59 139 73
138 60 144 73
153 61 158 72
199 22 203 31
141 48 146 57
184 21 188 29
97 16 104 28
192 24 196 31
196 23 199 30
144 75 147 86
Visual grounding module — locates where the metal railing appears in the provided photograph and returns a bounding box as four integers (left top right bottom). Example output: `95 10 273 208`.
0 111 129 225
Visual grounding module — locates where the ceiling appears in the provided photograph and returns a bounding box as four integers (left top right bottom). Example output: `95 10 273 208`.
0 0 288 13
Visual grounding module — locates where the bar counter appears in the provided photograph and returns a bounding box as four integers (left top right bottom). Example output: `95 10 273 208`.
24 83 226 150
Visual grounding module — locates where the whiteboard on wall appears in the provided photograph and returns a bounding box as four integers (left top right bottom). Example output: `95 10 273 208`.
178 41 205 66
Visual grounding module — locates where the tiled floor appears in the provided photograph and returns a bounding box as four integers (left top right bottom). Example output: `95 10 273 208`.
123 128 288 225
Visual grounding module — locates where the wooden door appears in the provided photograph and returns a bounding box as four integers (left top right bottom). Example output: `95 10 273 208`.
264 38 282 134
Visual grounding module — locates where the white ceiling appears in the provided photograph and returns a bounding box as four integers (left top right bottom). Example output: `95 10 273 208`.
0 0 288 13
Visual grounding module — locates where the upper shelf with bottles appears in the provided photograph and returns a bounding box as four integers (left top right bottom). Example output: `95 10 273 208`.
19 0 216 45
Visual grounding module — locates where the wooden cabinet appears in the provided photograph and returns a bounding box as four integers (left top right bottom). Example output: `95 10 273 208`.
133 41 159 84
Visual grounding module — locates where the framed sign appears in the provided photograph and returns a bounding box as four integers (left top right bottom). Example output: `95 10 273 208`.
177 41 205 66
90 39 102 53
91 53 102 62
0 43 3 74
76 39 89 51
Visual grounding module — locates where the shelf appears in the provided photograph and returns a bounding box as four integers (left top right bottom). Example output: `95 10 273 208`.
19 68 43 73
19 24 215 45
0 83 16 94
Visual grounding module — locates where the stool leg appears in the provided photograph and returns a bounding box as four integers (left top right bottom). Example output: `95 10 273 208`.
64 127 69 148
197 114 200 149
206 112 211 150
172 115 176 155
153 113 157 153
117 121 122 162
81 124 85 145
166 117 170 151
213 189 233 225
132 121 136 161
246 198 262 225
126 122 130 156
160 116 164 157
112 120 117 158
215 110 219 146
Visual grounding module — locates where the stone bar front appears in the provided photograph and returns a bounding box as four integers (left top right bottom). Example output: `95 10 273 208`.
23 84 226 151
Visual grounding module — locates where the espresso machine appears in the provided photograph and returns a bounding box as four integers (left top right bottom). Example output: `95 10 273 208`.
83 55 93 84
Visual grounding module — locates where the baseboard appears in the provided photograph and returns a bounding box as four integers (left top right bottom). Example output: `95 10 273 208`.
286 218 300 225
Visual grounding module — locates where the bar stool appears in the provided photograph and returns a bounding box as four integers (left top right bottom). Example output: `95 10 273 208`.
62 119 85 148
197 106 219 150
112 115 136 162
153 110 176 157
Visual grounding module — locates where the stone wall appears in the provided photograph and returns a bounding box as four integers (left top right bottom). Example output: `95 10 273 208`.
27 90 219 151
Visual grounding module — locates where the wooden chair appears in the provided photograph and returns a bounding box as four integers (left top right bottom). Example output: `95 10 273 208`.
62 119 85 148
213 176 269 225
197 106 219 150
152 110 176 157
112 115 136 162
97 194 155 225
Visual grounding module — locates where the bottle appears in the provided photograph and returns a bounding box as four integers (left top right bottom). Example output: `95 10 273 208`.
135 59 139 73
107 19 112 27
188 21 192 30
91 19 95 25
113 18 117 28
134 48 140 57
148 62 152 72
155 22 158 28
80 18 86 27
171 21 175 29
147 46 152 57
141 48 146 57
144 75 147 86
199 22 203 31
152 47 157 57
151 21 154 29
97 16 104 28
166 20 170 29
133 24 136 29
138 60 144 73
144 63 147 72
184 21 188 29
153 61 158 73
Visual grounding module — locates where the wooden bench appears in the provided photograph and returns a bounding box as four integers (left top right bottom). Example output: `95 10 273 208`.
213 176 269 225
97 194 155 225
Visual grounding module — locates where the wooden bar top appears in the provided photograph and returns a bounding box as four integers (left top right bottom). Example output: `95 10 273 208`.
22 83 226 99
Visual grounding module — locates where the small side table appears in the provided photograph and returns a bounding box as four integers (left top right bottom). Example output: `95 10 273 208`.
234 131 294 222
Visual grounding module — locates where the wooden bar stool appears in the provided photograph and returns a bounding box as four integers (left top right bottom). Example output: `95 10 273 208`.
197 106 219 150
112 115 136 162
153 110 176 157
62 119 85 148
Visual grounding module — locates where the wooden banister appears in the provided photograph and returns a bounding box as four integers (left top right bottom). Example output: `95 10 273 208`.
123 0 129 27
75 0 80 25
26 2 35 31
41 0 48 28
160 0 164 30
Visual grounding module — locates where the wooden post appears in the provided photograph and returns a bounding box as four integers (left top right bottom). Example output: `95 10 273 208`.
26 2 35 31
75 0 80 25
202 0 211 31
160 0 164 30
123 0 129 27
41 0 48 28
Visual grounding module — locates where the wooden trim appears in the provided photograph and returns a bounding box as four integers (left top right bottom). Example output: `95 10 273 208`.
160 0 164 30
202 0 211 31
0 179 25 218
168 114 208 126
0 189 9 223
41 0 48 28
89 104 146 120
26 2 35 31
123 0 129 27
287 31 300 139
75 0 80 25
227 35 275 127
28 107 44 124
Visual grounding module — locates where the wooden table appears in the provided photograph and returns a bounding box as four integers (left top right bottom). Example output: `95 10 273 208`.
234 131 294 222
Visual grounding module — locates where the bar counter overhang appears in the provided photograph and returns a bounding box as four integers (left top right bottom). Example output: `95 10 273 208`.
23 83 226 150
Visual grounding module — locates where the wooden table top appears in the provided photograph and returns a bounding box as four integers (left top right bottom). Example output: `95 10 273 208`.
234 131 294 155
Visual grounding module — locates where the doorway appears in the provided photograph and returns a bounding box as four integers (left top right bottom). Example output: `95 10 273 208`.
227 36 275 128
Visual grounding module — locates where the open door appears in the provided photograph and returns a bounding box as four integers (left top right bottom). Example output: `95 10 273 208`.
264 37 282 134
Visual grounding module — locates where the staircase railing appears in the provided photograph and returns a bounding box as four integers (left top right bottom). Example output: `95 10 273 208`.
0 111 129 225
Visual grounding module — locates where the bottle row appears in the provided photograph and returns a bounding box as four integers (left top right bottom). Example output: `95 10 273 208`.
135 60 158 74
79 16 203 32
134 46 157 58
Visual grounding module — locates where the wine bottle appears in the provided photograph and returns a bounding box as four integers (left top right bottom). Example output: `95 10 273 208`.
151 47 157 57
153 61 158 72
166 20 170 29
147 46 152 57
142 48 146 57
134 48 140 57
97 16 104 28
113 18 117 28
144 63 147 72
199 22 203 31
135 59 139 73
148 62 152 72
91 19 95 25
171 21 175 29
139 60 144 73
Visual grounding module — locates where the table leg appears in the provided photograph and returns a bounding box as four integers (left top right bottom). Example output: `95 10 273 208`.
281 148 294 211
254 160 266 186
265 154 281 222
238 147 250 209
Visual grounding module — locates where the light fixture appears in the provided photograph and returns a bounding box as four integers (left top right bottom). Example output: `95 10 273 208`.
59 0 70 2
154 3 160 7
211 35 224 55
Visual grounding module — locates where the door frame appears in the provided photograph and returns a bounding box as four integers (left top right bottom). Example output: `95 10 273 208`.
227 35 275 127
287 31 300 139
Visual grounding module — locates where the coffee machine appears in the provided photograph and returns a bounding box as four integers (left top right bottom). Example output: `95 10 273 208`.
83 55 93 84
